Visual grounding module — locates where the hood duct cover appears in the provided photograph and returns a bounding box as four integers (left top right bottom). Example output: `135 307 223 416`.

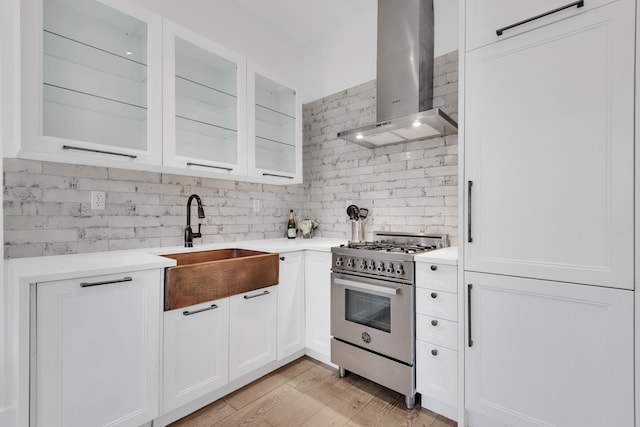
337 0 457 148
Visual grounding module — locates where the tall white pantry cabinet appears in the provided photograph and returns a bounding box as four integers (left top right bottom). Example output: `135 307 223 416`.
461 0 637 426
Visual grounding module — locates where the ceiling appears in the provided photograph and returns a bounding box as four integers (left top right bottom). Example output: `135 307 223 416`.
232 0 376 45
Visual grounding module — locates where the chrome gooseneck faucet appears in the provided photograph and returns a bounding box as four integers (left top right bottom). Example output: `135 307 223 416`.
185 194 205 247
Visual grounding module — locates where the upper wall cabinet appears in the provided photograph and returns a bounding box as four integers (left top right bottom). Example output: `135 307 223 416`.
465 0 619 51
248 63 302 183
20 0 163 165
162 21 247 177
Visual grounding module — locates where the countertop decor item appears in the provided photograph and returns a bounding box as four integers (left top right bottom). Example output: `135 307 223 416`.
298 219 318 238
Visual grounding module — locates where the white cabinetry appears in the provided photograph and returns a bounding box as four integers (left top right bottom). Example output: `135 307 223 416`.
464 1 634 289
162 21 247 177
304 251 332 363
20 0 162 165
465 272 634 427
415 262 457 420
277 252 306 360
229 285 277 381
35 269 162 427
465 0 618 51
163 298 229 413
462 1 637 425
248 63 302 184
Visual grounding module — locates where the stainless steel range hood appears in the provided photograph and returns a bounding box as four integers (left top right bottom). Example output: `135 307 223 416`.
337 0 457 148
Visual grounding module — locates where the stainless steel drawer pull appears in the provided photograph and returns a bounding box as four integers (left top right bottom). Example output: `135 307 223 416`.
263 173 294 179
186 162 233 172
430 265 438 271
183 304 218 316
430 292 438 299
80 276 133 287
496 0 584 36
431 349 438 356
63 145 137 159
244 290 270 299
431 319 438 326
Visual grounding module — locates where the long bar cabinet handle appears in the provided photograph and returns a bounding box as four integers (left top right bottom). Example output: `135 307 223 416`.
468 284 474 347
183 304 218 316
244 290 270 299
186 162 233 171
262 173 294 179
467 181 473 243
80 276 133 288
63 145 137 159
496 1 584 36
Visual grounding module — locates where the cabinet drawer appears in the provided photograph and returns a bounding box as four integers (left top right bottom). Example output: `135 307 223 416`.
416 341 457 407
416 314 457 350
416 288 457 321
416 263 457 292
466 0 619 51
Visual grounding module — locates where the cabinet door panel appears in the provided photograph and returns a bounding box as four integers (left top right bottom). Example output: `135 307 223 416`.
465 0 618 51
229 286 277 381
465 272 634 426
163 298 229 412
416 341 457 407
162 21 247 176
22 0 162 164
415 263 457 292
36 270 161 427
277 252 305 360
464 3 634 289
416 288 457 321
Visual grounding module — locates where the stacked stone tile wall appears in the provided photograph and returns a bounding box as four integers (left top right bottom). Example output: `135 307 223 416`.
302 51 459 244
3 51 458 258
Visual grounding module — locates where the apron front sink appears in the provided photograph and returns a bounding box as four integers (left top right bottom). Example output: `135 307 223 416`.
161 249 279 310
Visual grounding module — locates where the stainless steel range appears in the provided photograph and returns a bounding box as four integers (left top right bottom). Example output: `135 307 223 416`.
330 231 448 409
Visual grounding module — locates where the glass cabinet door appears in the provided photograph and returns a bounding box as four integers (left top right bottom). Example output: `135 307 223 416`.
22 0 162 163
163 22 246 175
248 66 301 182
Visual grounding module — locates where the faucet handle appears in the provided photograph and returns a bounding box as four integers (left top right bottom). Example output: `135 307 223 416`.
193 223 202 238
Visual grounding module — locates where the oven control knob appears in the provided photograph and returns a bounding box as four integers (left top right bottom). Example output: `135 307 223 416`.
367 260 375 271
395 265 404 276
376 262 384 272
347 258 354 268
358 260 366 270
335 257 343 267
385 263 394 274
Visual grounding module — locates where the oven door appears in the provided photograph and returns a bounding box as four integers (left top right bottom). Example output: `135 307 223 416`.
331 272 414 364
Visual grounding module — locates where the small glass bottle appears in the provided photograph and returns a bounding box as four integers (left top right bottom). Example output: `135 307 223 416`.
287 209 297 239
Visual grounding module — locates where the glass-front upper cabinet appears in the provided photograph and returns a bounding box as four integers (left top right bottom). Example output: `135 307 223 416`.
162 21 247 176
248 64 302 183
21 0 162 165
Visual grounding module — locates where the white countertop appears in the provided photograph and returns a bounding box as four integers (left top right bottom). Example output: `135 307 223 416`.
414 246 458 265
7 238 347 284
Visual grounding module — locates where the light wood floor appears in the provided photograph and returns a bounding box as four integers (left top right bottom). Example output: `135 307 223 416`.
169 356 457 427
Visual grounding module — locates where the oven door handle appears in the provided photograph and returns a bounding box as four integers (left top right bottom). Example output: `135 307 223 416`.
334 278 400 295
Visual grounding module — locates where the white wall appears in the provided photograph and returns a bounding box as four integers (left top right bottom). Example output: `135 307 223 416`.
301 0 459 103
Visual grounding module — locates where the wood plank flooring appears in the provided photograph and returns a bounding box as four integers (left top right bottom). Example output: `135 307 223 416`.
169 356 457 427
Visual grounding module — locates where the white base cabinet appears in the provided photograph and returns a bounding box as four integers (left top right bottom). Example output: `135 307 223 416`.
465 272 634 427
304 251 332 363
35 269 162 427
415 261 458 419
163 298 229 413
277 251 305 360
229 285 277 381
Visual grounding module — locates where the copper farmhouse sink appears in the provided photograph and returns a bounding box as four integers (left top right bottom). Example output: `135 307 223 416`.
161 249 279 310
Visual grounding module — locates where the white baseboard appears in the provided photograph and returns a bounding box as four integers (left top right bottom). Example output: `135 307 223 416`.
304 348 337 368
419 394 457 422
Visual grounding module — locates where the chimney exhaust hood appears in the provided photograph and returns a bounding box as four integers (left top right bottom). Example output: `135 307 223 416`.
337 0 457 148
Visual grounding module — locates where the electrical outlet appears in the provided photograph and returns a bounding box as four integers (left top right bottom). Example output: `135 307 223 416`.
91 191 105 210
252 199 260 213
